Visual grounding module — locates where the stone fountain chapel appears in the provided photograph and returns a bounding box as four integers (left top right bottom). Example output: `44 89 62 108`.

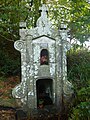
12 4 73 110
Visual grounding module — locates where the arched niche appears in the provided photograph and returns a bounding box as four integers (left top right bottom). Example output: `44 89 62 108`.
40 49 49 65
36 79 53 108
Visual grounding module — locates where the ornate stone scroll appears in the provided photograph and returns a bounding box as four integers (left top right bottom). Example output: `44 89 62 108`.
14 40 25 52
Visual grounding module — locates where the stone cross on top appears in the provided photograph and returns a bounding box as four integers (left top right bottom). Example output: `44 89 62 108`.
39 4 48 17
36 4 51 35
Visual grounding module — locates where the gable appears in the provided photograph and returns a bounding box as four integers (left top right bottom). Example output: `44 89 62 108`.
32 35 55 44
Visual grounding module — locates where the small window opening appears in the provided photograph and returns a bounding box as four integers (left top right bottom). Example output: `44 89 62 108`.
40 49 49 65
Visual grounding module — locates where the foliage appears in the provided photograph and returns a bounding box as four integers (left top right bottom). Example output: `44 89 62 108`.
0 0 41 38
44 0 90 44
69 0 90 44
69 87 90 120
69 102 90 120
0 49 20 76
67 48 90 89
67 48 90 119
0 0 90 43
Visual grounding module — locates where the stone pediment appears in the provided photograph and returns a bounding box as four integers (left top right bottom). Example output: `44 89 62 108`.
32 35 55 44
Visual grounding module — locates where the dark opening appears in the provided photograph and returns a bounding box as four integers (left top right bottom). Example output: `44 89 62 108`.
36 79 53 108
40 49 49 65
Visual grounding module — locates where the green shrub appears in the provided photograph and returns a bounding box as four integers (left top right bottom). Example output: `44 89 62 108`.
0 50 20 76
67 48 90 119
69 102 90 120
67 48 90 89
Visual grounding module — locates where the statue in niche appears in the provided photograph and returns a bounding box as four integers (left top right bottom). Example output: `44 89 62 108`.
40 49 49 65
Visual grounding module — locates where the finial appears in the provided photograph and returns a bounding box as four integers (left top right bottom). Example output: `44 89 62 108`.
19 22 26 29
39 4 48 17
36 4 51 36
60 22 67 30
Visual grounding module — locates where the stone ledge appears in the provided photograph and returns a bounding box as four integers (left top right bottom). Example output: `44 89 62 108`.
38 65 51 77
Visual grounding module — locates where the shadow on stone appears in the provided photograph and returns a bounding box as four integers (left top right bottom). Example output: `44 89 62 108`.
16 108 27 120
